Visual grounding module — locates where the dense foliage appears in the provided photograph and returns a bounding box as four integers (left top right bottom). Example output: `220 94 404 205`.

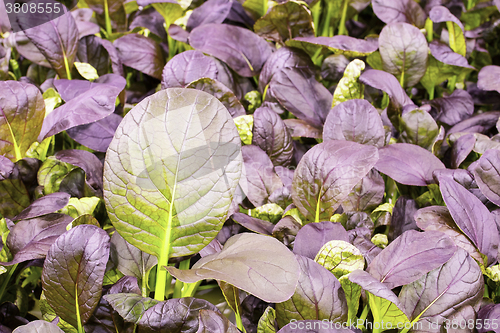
1 0 500 332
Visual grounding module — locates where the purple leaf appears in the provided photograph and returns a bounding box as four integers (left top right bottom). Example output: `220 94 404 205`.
0 81 45 161
114 34 166 80
258 46 313 92
372 0 426 28
42 225 110 328
293 221 349 259
367 230 456 289
471 149 500 207
1 213 72 266
415 205 484 264
189 23 272 77
231 212 274 235
66 113 123 153
253 107 294 167
54 74 126 101
166 233 300 303
275 255 348 327
241 145 283 207
399 248 483 326
323 99 385 148
18 12 78 79
292 140 378 221
374 143 445 186
13 192 70 221
269 68 332 128
430 89 474 126
38 84 122 140
478 65 500 94
161 50 218 89
439 177 499 266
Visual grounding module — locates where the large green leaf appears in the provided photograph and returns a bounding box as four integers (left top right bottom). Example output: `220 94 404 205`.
399 108 439 150
314 240 364 279
103 88 242 299
0 179 31 219
0 81 45 162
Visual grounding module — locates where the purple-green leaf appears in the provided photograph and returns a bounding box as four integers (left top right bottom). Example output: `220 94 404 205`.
165 233 300 303
0 81 45 162
42 225 110 328
292 140 378 222
275 255 348 328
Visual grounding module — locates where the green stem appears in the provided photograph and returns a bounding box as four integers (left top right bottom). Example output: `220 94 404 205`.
141 271 148 297
425 18 433 42
428 86 435 100
357 304 369 330
320 1 332 37
448 75 457 93
311 0 322 36
399 70 405 87
446 21 457 53
338 0 349 36
0 264 17 302
173 259 190 298
168 35 177 61
104 0 112 37
9 59 21 79
63 54 72 80
466 0 474 10
75 283 84 333
235 299 247 333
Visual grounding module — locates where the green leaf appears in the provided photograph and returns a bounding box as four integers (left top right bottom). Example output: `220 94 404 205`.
40 293 77 333
103 88 242 300
257 306 276 333
332 59 365 107
254 1 314 43
0 179 30 219
74 62 99 81
59 197 101 219
339 274 361 323
166 233 300 303
103 293 159 323
243 0 268 20
152 2 184 28
103 87 242 258
367 292 410 328
399 108 439 150
251 203 284 224
0 81 45 162
42 225 110 330
314 240 365 279
233 114 253 145
42 88 62 118
187 78 246 117
38 157 78 195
